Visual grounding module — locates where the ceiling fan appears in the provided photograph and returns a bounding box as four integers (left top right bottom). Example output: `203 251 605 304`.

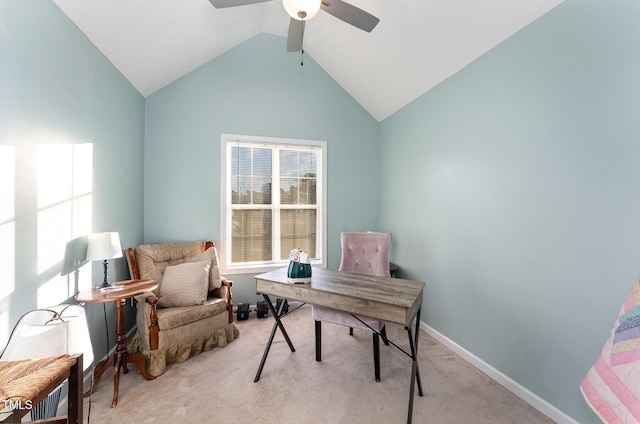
208 0 380 52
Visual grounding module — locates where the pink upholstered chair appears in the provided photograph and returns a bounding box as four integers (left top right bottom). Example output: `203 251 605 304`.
312 232 392 382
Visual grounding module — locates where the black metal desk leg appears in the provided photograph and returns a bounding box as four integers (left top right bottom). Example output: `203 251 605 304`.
413 307 423 396
264 295 296 351
254 295 295 383
406 307 423 424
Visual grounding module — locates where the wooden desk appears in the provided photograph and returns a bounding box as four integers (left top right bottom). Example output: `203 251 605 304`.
75 279 157 408
254 267 426 424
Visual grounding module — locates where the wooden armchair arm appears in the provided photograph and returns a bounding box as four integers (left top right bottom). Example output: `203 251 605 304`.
221 278 234 324
145 295 160 350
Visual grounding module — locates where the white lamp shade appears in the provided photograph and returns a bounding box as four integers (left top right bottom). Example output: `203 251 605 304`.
1 305 94 372
86 232 123 261
282 0 321 21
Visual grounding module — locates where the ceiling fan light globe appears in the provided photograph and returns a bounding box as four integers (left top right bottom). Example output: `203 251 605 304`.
283 0 321 21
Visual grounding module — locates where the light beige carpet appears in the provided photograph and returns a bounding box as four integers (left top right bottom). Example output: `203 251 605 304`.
83 305 554 423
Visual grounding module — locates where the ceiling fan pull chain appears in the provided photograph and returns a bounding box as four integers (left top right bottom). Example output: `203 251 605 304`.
301 49 304 66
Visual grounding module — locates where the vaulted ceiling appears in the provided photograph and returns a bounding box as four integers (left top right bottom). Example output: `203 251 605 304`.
52 0 564 121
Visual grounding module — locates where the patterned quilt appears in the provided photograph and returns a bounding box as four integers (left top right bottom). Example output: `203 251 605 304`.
581 280 640 423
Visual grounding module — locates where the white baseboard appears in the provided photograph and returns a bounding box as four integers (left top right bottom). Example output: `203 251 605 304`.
420 321 579 424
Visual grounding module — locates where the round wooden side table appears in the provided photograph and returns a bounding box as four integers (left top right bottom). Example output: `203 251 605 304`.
75 279 157 408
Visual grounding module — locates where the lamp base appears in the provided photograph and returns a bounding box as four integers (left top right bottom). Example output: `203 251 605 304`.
100 259 111 288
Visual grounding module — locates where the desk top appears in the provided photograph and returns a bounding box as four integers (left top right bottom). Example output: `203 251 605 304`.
255 267 425 326
75 279 157 304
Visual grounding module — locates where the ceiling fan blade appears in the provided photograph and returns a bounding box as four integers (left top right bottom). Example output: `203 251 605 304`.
287 18 305 52
208 0 272 8
320 0 379 32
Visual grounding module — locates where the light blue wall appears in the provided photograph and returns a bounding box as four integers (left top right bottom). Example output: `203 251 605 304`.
4 0 635 420
143 33 380 303
0 0 145 360
379 0 640 422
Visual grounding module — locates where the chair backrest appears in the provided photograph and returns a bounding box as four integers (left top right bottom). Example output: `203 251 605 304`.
338 232 392 277
126 241 214 294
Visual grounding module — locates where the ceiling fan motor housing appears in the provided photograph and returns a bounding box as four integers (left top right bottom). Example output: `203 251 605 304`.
283 0 322 21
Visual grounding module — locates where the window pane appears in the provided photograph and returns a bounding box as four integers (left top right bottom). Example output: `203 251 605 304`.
232 209 272 262
299 151 316 176
280 177 316 205
299 178 316 205
280 178 297 204
231 174 271 205
232 146 252 175
280 209 316 260
252 177 271 204
280 150 298 177
280 150 317 205
252 148 272 176
232 147 271 205
232 176 251 204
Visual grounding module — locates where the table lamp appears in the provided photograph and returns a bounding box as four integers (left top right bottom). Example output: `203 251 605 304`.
86 232 122 288
0 304 94 420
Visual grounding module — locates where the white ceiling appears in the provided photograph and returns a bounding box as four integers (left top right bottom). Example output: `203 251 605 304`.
52 0 564 122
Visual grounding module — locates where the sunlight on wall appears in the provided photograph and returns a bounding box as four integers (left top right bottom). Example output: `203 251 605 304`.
0 146 16 345
0 146 16 298
37 144 72 272
74 261 92 292
36 144 93 307
38 202 72 273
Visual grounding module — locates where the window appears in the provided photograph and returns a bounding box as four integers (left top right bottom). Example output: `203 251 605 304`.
220 134 327 274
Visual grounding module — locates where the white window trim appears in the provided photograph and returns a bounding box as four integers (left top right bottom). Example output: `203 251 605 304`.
220 134 327 275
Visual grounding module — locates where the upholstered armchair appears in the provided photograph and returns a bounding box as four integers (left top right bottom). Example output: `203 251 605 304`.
312 232 392 382
126 241 239 377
